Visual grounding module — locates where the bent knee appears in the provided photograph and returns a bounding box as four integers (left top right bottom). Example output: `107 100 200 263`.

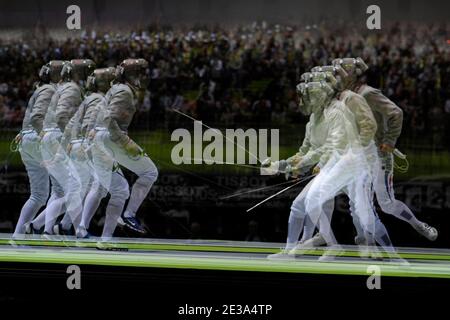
110 184 130 202
140 167 158 184
30 194 48 207
290 199 305 217
378 199 397 213
30 184 50 205
92 182 108 199
289 207 305 221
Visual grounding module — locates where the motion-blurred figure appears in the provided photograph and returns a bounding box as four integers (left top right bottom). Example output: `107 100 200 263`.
76 67 131 240
34 59 95 236
13 60 63 238
333 57 438 241
92 58 158 235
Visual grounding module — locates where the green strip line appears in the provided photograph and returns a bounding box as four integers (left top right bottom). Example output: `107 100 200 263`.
1 250 450 279
3 239 450 261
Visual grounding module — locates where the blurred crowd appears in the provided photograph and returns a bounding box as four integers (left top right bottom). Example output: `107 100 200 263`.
0 21 448 146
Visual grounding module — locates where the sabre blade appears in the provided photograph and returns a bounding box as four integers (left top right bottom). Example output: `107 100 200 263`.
182 158 260 170
393 149 409 173
171 108 262 164
182 157 294 175
219 178 301 200
393 148 406 159
246 180 303 212
246 174 316 212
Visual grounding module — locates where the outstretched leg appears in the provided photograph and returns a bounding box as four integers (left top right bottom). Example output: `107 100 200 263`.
375 153 437 240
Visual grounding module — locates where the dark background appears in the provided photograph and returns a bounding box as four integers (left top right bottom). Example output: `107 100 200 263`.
0 0 449 28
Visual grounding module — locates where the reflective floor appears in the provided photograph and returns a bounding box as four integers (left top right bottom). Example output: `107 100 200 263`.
1 234 450 279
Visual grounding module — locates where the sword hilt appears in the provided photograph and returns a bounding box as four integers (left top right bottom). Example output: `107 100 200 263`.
393 148 406 159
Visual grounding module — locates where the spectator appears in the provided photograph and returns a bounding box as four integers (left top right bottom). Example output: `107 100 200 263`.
0 21 447 142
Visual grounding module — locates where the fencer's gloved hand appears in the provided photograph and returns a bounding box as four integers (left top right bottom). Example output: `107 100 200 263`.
260 158 289 176
123 138 143 158
10 133 22 152
276 160 288 172
87 129 96 142
286 153 302 167
14 133 22 144
379 143 394 153
69 144 87 161
288 165 300 178
312 166 320 175
76 146 87 161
